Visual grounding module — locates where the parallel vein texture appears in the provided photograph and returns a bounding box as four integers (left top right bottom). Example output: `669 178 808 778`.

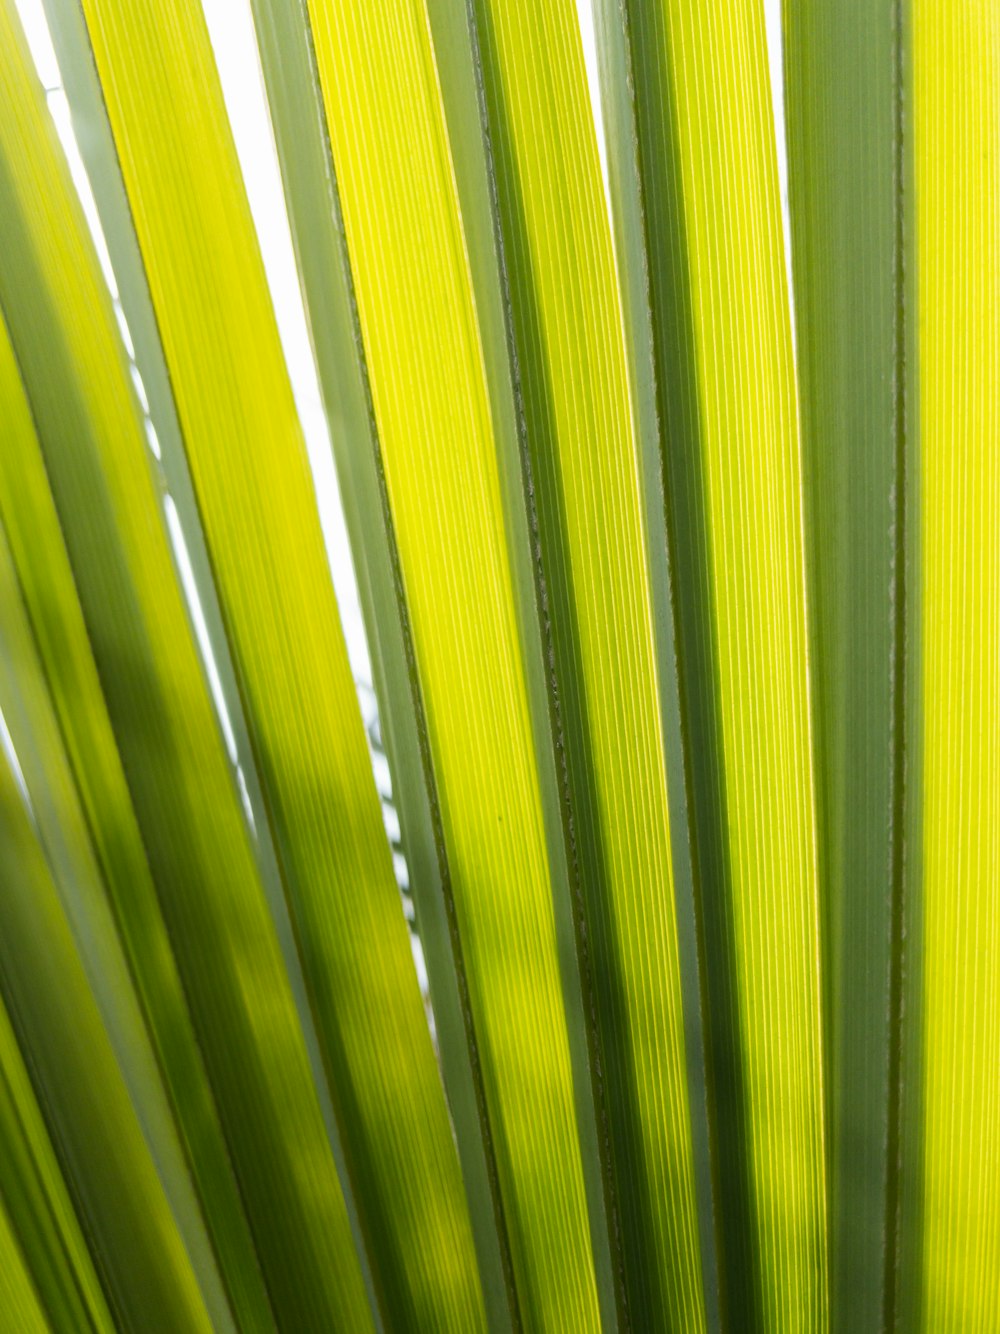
610 0 828 1326
470 1 709 1327
782 1 901 1327
0 271 272 1334
0 504 236 1331
913 1 1000 1326
247 0 528 1322
66 1 482 1326
0 708 214 1332
0 9 372 1326
306 0 600 1327
0 976 112 1333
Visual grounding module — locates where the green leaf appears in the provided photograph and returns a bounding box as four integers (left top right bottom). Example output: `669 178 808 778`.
0 504 237 1332
301 0 606 1326
468 0 720 1326
782 1 902 1328
592 0 827 1327
43 0 485 1324
0 231 274 1334
0 989 112 1333
0 0 995 1329
0 6 372 1326
903 3 1000 1327
0 1193 50 1334
245 1 518 1325
0 704 215 1331
784 3 1000 1328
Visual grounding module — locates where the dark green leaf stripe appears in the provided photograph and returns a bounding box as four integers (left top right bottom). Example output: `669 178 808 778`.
782 2 903 1328
244 0 519 1325
0 508 238 1332
0 1191 52 1334
46 0 485 1325
0 272 274 1334
0 7 372 1325
0 707 215 1331
468 1 716 1327
593 0 827 1327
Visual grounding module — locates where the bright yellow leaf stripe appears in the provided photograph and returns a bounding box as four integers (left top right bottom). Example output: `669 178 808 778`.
251 0 538 1319
306 1 600 1328
913 2 1000 1327
62 0 483 1325
0 7 371 1325
597 0 828 1326
0 0 996 1330
470 1 710 1326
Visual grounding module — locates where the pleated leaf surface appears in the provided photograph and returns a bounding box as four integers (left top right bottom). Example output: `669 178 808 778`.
782 1 904 1328
303 0 605 1326
593 0 828 1326
909 2 1000 1327
0 7 372 1325
46 0 484 1325
468 1 715 1327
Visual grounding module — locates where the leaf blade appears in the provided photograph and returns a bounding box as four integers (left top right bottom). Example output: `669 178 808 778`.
468 0 724 1325
304 0 607 1325
910 3 1000 1326
0 985 113 1334
594 0 828 1325
244 0 519 1324
0 506 239 1334
48 0 486 1323
782 1 903 1326
0 8 372 1325
0 718 215 1332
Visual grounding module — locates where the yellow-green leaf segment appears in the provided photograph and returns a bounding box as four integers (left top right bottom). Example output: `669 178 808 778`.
593 0 828 1327
909 2 1000 1327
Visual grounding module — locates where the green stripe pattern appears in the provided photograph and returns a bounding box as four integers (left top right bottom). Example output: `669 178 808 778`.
0 0 995 1329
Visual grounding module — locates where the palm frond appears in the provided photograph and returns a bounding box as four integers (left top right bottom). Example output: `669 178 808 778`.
0 0 996 1329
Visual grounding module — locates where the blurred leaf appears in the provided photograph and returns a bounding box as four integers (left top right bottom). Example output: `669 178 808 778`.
0 986 112 1333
